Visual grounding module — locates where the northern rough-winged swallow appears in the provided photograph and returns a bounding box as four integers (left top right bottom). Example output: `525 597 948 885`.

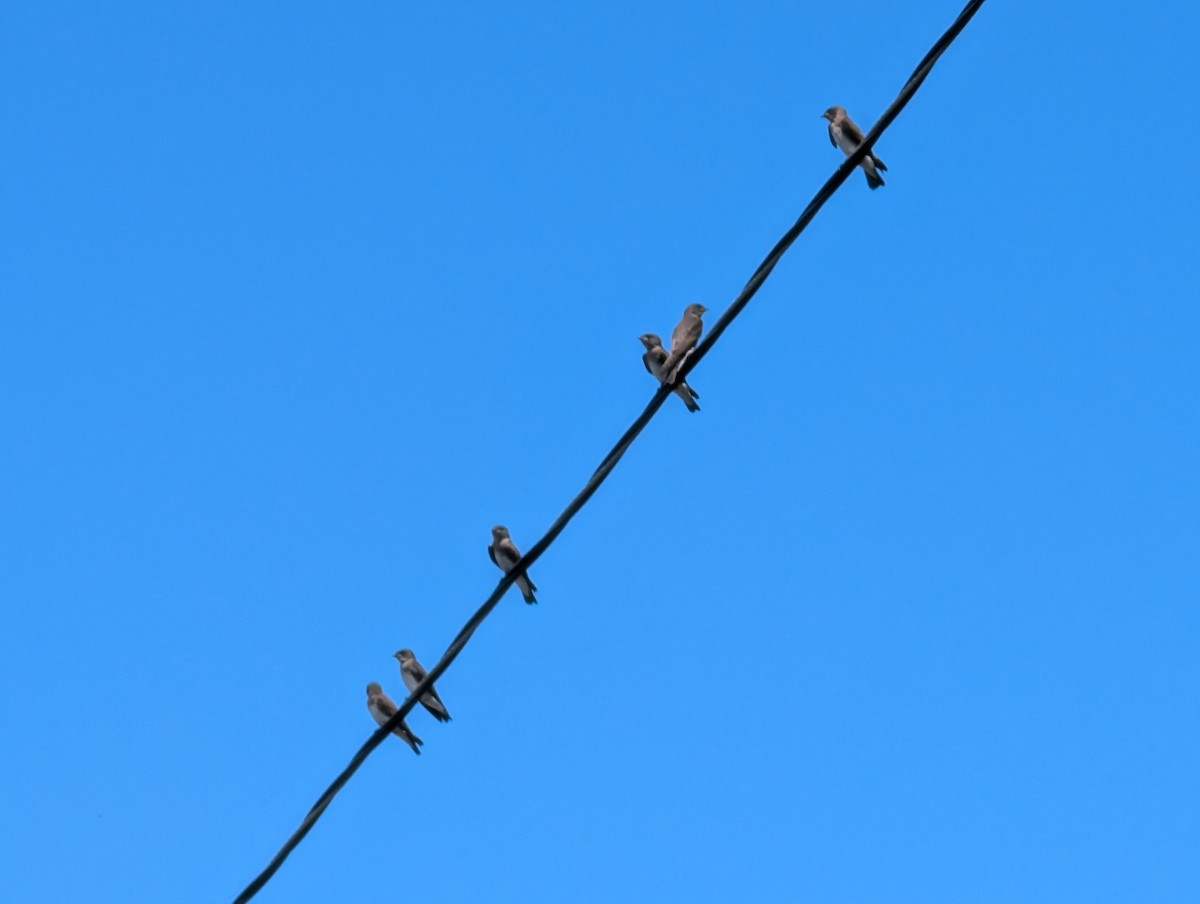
639 333 700 412
822 106 887 190
661 303 708 384
394 649 452 722
366 682 423 755
488 524 538 604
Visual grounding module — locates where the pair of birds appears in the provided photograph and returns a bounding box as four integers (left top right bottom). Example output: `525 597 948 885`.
366 648 451 756
639 303 707 413
365 525 540 754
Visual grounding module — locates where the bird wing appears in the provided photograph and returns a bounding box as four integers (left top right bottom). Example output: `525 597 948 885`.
841 115 866 145
669 318 689 352
402 727 423 751
373 694 398 720
671 318 701 354
425 684 448 709
402 661 426 692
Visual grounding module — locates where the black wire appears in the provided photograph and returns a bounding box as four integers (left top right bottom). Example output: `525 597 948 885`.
233 2 987 900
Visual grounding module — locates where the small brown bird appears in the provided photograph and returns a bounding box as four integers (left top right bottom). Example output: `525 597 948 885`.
822 105 887 189
660 303 708 384
366 682 423 755
394 649 452 722
488 524 538 604
639 333 700 412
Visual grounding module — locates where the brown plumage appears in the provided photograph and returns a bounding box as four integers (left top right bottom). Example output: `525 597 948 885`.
366 682 423 755
822 105 887 189
639 333 700 412
488 524 538 604
394 649 452 722
660 303 708 383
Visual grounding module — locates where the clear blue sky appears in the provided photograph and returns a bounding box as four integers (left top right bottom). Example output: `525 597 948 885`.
3 2 1198 901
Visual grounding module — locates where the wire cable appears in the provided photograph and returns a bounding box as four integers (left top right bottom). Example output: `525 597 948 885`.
233 2 987 899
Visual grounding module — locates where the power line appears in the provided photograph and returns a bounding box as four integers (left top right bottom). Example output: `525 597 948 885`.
233 2 988 900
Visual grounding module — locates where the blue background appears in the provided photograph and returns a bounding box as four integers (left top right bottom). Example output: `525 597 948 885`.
3 2 1197 901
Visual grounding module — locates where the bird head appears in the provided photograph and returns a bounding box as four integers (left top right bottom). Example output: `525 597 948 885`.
822 106 845 122
638 333 661 349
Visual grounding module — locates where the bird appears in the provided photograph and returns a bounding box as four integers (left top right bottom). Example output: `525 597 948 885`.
366 682 423 755
822 105 887 189
639 333 700 412
393 649 452 722
660 303 708 385
489 524 538 604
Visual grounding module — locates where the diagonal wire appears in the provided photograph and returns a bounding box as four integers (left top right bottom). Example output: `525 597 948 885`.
233 1 987 900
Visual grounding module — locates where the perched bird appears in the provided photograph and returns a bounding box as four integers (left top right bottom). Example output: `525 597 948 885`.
822 105 888 189
366 682 423 755
489 524 538 604
394 649 452 722
639 333 700 412
660 303 708 384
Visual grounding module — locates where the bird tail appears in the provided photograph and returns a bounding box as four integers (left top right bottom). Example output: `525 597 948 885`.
674 384 700 413
863 157 885 189
517 574 538 604
406 731 424 755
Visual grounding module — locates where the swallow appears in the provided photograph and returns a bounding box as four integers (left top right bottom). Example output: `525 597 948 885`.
660 303 708 384
393 649 452 722
822 106 887 189
489 524 538 604
366 682 423 755
639 333 700 412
